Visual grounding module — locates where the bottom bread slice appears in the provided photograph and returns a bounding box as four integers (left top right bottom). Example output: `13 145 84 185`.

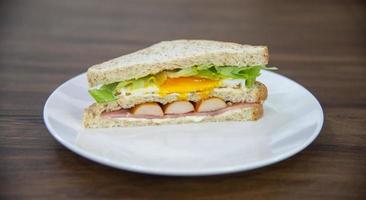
83 103 263 128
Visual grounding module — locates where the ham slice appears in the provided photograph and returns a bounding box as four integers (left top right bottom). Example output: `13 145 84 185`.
101 103 259 119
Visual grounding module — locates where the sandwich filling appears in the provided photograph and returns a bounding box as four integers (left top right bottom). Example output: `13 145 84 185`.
89 64 275 103
101 102 261 119
88 64 275 119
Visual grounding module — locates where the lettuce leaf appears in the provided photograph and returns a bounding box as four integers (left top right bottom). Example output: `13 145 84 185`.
89 83 118 103
113 74 160 93
89 72 167 103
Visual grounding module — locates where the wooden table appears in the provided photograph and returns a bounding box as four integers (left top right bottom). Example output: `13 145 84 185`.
1 0 365 199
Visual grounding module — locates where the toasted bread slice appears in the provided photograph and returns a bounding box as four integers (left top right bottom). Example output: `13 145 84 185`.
87 40 268 87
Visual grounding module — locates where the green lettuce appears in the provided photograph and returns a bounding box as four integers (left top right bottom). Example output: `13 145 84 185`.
114 72 167 93
89 65 277 103
89 82 118 103
89 72 168 103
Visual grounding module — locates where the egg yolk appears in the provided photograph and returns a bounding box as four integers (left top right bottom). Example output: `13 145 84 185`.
158 77 221 98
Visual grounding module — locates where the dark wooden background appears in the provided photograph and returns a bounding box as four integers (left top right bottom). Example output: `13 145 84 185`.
1 0 365 199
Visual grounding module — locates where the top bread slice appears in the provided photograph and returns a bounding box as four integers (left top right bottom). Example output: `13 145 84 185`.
87 40 269 87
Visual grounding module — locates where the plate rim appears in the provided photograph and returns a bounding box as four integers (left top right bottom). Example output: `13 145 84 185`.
43 71 324 176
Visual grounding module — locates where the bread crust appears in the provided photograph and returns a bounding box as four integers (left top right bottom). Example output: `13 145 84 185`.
83 104 263 128
87 40 269 87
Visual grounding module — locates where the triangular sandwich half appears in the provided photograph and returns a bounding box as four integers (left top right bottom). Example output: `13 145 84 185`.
84 40 274 128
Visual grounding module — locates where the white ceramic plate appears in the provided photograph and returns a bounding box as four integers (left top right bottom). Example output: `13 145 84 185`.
44 71 323 176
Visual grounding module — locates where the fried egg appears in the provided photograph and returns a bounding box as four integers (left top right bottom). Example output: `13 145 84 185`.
119 77 245 98
159 77 221 94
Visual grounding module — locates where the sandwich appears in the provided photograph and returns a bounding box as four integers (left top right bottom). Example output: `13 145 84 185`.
83 40 276 128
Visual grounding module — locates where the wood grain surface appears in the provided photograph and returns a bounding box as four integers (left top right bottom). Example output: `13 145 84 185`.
1 0 365 199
